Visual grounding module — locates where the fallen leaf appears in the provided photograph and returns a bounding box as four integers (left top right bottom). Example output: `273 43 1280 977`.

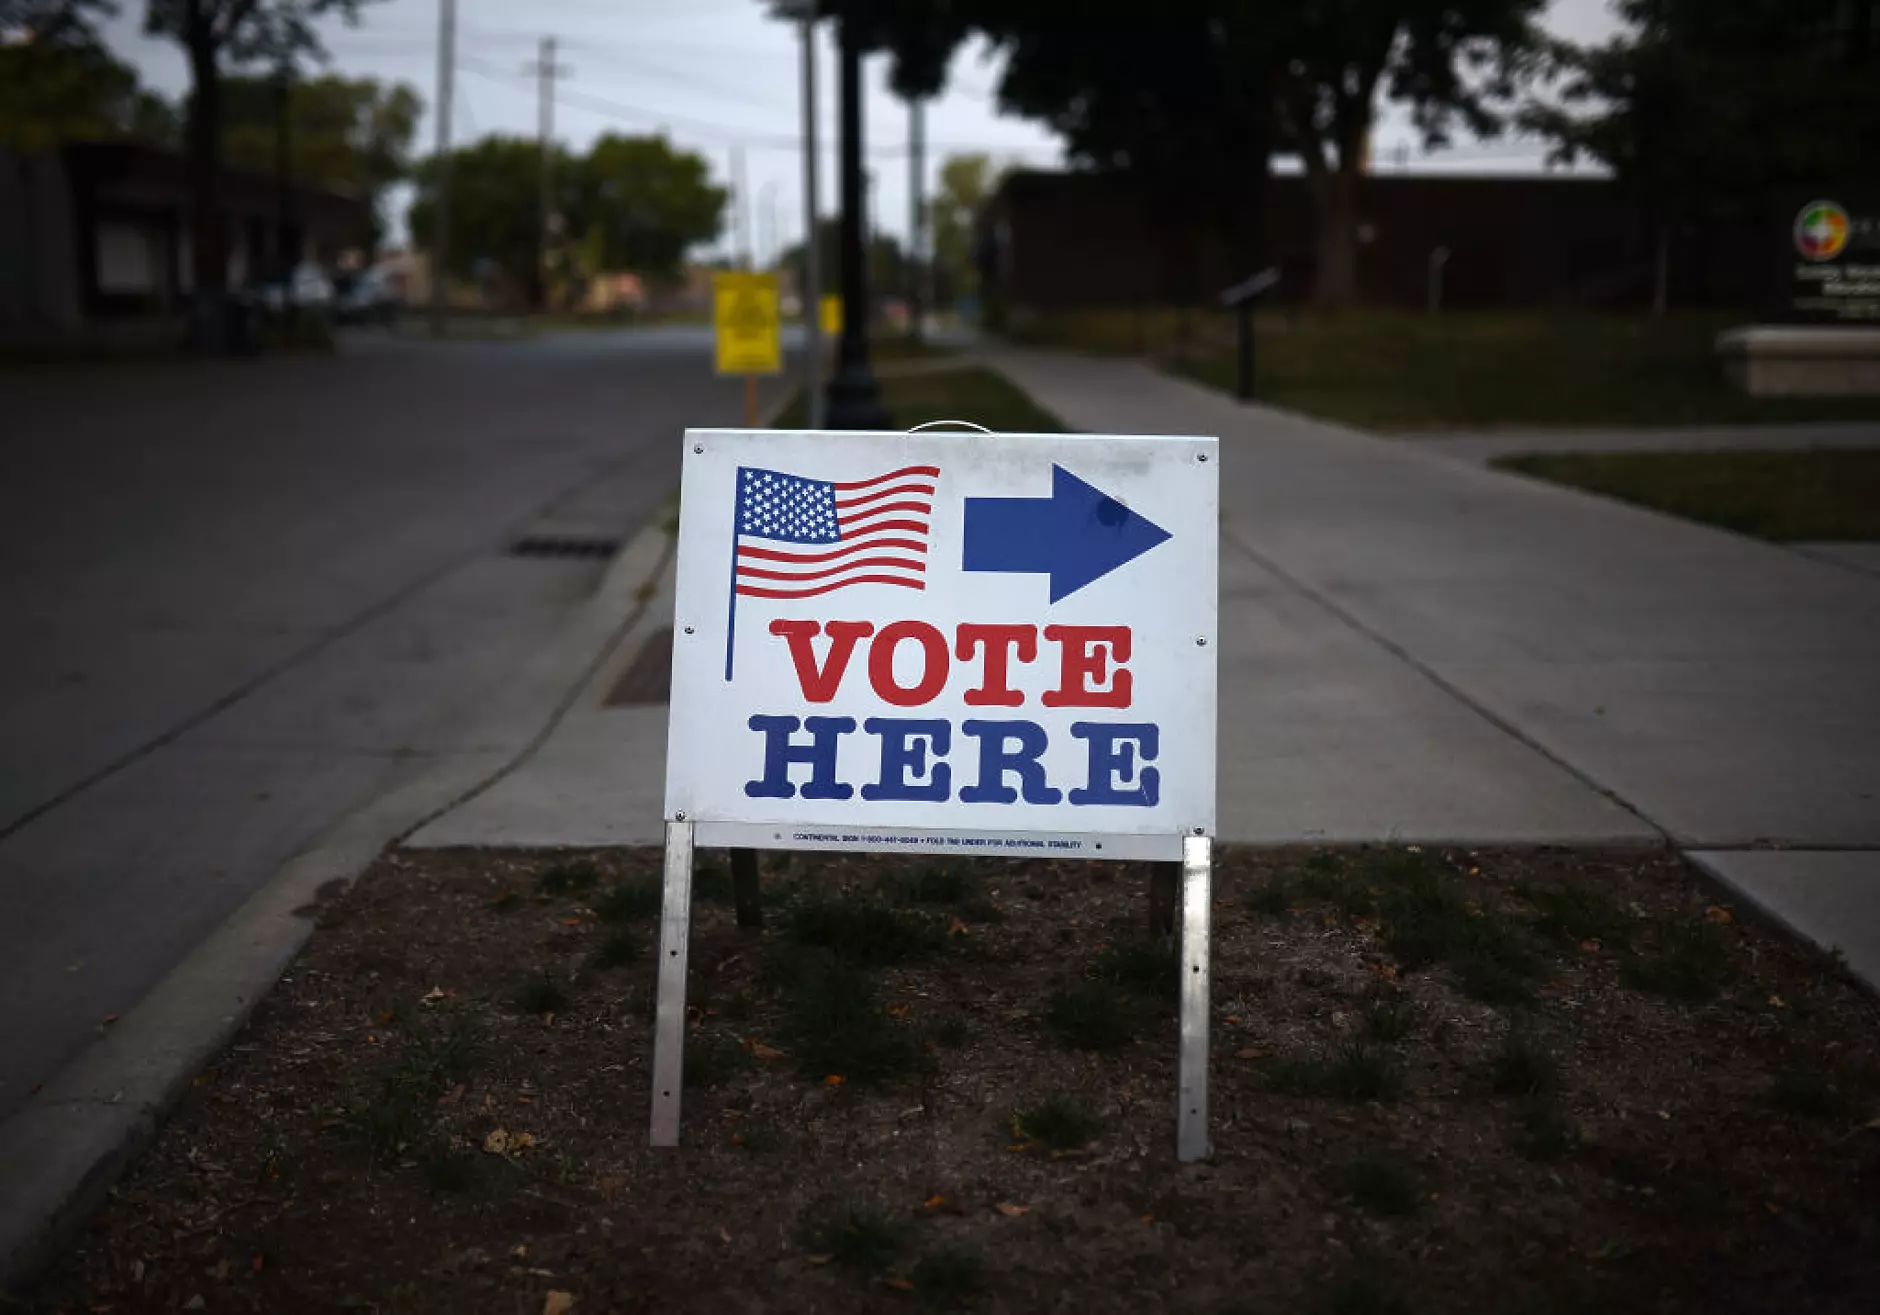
718 1227 732 1244
252 1255 264 1274
750 1041 785 1061
804 1254 834 1266
1705 906 1734 925
1139 1213 1154 1223
886 1004 910 1018
101 1015 119 1027
994 1202 1029 1217
824 1074 845 1087
1579 939 1602 953
885 1278 914 1291
377 1010 395 1025
543 1292 576 1315
517 1094 534 1104
513 1132 538 1151
560 917 583 927
212 1259 230 1281
542 1014 555 1028
1005 1143 1032 1153
422 987 446 1006
1768 995 1788 1009
948 916 968 936
923 1195 947 1209
483 1129 511 1155
1235 1048 1265 1061
1224 1015 1241 1024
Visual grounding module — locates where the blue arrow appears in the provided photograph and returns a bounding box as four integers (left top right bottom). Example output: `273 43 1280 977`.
962 465 1173 602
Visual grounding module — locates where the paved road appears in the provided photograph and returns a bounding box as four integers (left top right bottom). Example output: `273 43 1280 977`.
0 327 792 1120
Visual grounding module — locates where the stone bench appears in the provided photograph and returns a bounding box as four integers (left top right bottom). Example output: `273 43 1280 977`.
1716 324 1880 397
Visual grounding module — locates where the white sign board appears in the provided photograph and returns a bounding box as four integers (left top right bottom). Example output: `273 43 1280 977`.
665 428 1218 861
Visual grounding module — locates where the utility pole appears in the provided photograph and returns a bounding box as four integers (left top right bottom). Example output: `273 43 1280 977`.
907 95 924 341
796 2 824 429
527 36 569 310
732 144 752 268
273 61 293 306
429 0 455 335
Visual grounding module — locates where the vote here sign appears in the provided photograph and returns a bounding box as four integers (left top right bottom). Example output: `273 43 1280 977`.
664 428 1218 861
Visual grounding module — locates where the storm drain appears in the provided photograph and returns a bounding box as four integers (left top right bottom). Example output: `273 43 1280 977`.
509 534 621 561
606 626 673 705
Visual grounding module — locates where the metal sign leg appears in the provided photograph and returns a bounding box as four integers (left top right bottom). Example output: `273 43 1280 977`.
1176 834 1213 1162
649 820 696 1147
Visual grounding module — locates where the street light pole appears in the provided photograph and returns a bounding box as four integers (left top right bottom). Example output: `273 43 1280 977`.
798 5 825 429
823 11 888 430
429 0 456 335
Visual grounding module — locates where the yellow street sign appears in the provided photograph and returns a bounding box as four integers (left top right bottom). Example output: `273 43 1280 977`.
713 272 782 376
819 293 842 336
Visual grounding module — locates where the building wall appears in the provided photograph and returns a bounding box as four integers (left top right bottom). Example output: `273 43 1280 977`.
0 150 84 332
986 171 1771 314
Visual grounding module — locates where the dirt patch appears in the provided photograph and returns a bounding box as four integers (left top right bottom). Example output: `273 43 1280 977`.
28 846 1880 1314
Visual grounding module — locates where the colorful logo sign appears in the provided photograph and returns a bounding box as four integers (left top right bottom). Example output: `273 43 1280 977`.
1795 201 1851 262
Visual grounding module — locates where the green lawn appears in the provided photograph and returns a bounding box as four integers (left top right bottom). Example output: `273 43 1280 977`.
1496 449 1880 541
775 365 1061 433
1012 308 1880 431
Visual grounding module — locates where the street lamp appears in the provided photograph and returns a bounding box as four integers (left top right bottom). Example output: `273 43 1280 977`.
823 9 889 429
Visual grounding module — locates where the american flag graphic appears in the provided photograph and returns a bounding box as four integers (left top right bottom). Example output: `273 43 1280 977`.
723 463 939 679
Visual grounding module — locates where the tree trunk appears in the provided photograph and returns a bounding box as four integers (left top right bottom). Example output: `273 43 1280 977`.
185 37 229 347
1314 167 1360 308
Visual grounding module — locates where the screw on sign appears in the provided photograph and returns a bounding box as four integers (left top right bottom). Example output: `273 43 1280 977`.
651 425 1220 1161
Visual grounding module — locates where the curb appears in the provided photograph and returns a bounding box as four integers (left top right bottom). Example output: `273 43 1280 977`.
0 513 677 1295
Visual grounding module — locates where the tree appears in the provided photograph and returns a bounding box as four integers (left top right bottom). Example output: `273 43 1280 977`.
216 73 420 247
574 133 727 282
1271 0 1546 305
930 153 998 306
144 0 383 334
0 1 177 149
803 0 1547 307
407 135 579 305
1525 1 1880 219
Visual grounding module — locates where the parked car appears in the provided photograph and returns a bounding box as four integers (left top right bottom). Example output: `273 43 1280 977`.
335 268 402 326
252 262 335 315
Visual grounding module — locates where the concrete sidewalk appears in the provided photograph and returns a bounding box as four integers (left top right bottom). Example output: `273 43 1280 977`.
412 349 1880 984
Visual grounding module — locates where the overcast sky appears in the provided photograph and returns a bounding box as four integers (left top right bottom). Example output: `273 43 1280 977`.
99 0 1625 259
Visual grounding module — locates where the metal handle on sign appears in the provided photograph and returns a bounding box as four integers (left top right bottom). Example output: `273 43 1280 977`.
905 419 993 434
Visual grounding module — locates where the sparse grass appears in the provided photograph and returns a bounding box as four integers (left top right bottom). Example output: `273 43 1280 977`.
510 974 570 1017
1487 1030 1560 1098
1014 1094 1105 1152
798 1201 907 1274
489 889 520 913
535 860 600 897
1360 994 1414 1044
1044 984 1138 1051
909 1246 988 1308
1371 852 1542 1005
342 1016 481 1162
1091 935 1177 1001
1516 1099 1580 1162
1308 1267 1414 1315
594 879 664 923
729 1123 785 1154
1766 1070 1862 1119
898 865 973 905
1620 917 1737 1002
693 862 736 905
1296 851 1377 917
1522 882 1636 949
686 1034 754 1089
418 1145 479 1193
1269 1042 1404 1102
956 897 1006 925
1248 875 1295 916
785 897 945 967
774 950 921 1085
1344 1153 1421 1217
927 1015 972 1049
589 931 642 970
